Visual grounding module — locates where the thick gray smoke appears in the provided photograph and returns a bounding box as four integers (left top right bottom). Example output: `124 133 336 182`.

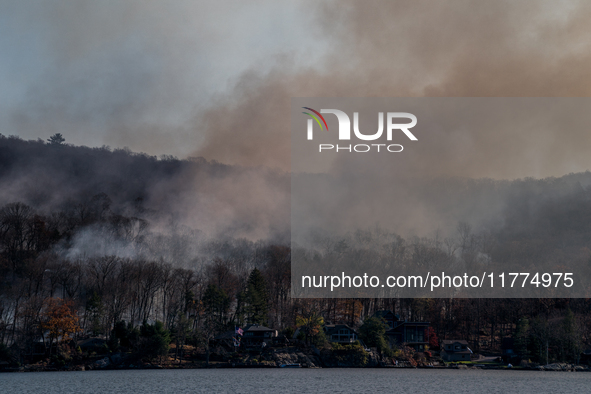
196 0 591 179
4 0 591 245
194 0 591 239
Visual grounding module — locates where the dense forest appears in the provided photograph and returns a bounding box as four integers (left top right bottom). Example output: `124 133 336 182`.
1 134 591 367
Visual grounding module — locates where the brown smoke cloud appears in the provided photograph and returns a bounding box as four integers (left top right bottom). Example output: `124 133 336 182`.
195 0 591 180
6 0 591 242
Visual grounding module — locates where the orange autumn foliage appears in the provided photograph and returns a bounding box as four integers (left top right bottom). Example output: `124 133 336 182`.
41 298 81 344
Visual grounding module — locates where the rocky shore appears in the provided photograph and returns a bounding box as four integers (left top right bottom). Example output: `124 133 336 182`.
3 347 590 372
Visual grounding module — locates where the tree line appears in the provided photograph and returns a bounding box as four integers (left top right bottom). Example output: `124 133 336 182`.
0 197 590 365
2 135 591 365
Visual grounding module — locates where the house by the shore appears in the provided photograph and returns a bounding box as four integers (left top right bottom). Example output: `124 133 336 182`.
373 310 430 351
324 324 359 344
441 339 471 361
242 324 277 347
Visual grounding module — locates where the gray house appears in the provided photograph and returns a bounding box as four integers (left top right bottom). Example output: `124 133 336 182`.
242 324 277 346
324 324 359 344
374 311 430 352
441 340 472 361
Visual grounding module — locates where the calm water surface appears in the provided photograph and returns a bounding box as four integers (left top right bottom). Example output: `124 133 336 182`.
2 368 590 394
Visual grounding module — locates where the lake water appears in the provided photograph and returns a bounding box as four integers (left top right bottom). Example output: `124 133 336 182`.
2 368 590 393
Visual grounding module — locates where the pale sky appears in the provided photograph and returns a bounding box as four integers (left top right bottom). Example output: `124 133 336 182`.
0 0 326 157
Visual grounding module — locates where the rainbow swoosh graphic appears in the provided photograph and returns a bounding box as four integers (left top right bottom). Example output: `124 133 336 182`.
302 107 328 131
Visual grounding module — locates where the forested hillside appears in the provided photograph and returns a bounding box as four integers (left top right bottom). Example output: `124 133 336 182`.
2 134 591 366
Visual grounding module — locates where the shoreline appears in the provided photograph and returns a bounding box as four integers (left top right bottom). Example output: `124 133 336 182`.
3 363 589 373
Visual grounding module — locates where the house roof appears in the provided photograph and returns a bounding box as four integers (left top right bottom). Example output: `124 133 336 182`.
441 340 469 345
243 324 274 332
385 321 429 334
324 324 358 335
373 310 398 320
394 321 429 326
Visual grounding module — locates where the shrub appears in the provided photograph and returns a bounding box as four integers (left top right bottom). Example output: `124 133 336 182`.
358 317 393 356
136 320 171 361
330 341 369 366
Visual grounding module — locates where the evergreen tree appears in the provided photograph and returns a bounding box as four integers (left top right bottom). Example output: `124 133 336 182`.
358 317 393 356
138 320 171 362
245 268 268 325
47 133 65 145
202 284 230 331
86 291 103 336
514 318 530 360
112 320 140 350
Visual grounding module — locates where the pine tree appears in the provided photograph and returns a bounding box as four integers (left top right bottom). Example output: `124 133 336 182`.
139 320 171 362
47 133 65 145
86 291 103 336
245 268 268 325
202 284 230 330
514 318 530 360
